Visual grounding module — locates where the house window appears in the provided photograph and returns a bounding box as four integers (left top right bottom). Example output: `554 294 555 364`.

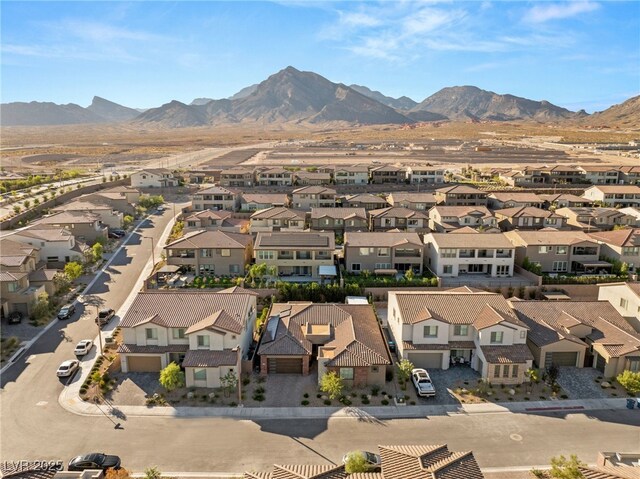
378 248 390 256
197 335 210 348
453 325 469 336
359 248 372 256
512 365 519 378
340 368 354 380
503 365 510 377
230 264 240 274
257 251 274 260
193 368 207 381
520 330 526 339
490 331 504 344
220 249 231 257
423 325 438 338
375 263 391 269
552 261 568 272
201 249 212 257
620 298 629 309
440 248 456 258
351 264 361 272
146 328 158 340
494 365 501 377
538 246 551 254
172 328 185 339
443 265 453 274
7 282 19 292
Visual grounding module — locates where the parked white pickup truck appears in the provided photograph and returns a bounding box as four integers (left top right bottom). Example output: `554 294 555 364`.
411 368 436 398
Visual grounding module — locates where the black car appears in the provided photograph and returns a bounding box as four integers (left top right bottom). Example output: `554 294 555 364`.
7 311 23 324
111 229 125 237
58 303 76 320
68 453 121 471
95 308 115 326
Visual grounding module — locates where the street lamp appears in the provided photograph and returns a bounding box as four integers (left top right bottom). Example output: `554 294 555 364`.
96 305 103 356
143 236 156 271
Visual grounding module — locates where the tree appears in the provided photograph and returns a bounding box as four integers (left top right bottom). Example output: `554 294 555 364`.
545 364 560 387
320 372 343 400
64 262 84 281
53 272 72 294
159 362 185 392
220 371 238 397
549 454 585 479
620 262 629 276
404 269 415 281
617 370 640 395
92 242 104 262
30 292 51 322
123 215 134 229
525 367 540 392
344 452 372 473
397 359 414 384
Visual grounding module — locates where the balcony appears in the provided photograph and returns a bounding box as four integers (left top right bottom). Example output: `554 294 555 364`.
394 250 422 258
495 250 513 258
458 250 475 258
477 249 495 258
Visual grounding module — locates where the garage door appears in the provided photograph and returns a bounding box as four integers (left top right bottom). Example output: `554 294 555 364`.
267 358 303 374
544 352 578 368
407 352 443 370
13 303 29 315
127 355 162 372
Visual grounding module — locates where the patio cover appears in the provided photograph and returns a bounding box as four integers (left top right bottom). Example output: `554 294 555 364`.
576 260 613 268
319 265 337 276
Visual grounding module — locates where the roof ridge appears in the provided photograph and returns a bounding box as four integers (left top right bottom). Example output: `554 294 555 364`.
425 451 473 474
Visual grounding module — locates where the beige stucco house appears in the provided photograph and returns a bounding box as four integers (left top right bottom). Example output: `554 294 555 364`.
344 231 424 274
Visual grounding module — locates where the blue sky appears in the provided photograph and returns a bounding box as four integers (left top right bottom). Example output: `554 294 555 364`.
2 1 638 112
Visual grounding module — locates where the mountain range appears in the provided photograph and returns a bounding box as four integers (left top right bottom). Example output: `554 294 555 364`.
1 66 636 127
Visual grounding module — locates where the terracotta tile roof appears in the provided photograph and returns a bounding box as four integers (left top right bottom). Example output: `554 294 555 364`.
427 232 513 249
436 185 486 195
539 194 592 204
244 472 271 479
53 199 114 211
369 207 428 220
165 230 252 249
494 206 562 219
334 165 369 173
270 465 347 479
12 226 74 242
579 466 640 479
0 239 35 267
255 231 335 250
311 208 367 220
342 194 388 205
379 445 484 479
217 286 260 296
182 349 237 368
184 209 234 221
117 344 189 354
251 207 306 220
119 292 254 329
480 344 533 364
195 186 237 195
473 304 526 331
0 271 28 282
488 192 543 203
590 317 640 358
504 230 596 246
402 342 451 351
28 269 58 282
388 193 437 205
587 185 640 194
589 228 640 247
185 309 244 335
344 232 423 248
292 186 336 195
295 171 332 180
242 193 289 204
430 206 493 218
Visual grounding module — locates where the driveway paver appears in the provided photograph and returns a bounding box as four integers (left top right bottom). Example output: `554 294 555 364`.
556 367 613 400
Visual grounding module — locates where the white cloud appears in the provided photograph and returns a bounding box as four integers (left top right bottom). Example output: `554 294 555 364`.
338 11 383 28
402 8 462 35
525 1 600 23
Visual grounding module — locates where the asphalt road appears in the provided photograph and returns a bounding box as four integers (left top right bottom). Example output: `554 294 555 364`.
1 203 639 473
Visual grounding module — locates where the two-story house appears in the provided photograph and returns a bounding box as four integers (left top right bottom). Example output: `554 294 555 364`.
582 185 640 207
258 303 391 386
165 230 253 276
52 200 123 229
541 165 586 184
344 231 424 274
424 232 515 278
294 171 332 186
369 165 405 184
33 211 108 244
539 194 593 209
619 166 640 185
249 207 306 233
219 168 255 187
291 186 336 210
428 206 497 232
183 210 249 234
253 231 335 281
494 207 566 231
333 165 369 185
387 192 437 211
369 207 429 232
118 290 257 388
588 229 640 271
555 207 637 232
387 289 532 384
192 186 239 212
434 185 488 206
309 208 368 235
504 230 609 275
578 166 621 185
256 168 293 187
406 165 445 185
131 169 178 188
239 193 289 211
487 192 544 210
11 226 89 267
498 167 545 186
341 193 388 211
81 190 139 216
598 282 640 332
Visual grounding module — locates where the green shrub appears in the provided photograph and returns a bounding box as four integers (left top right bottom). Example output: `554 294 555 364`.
301 400 309 406
323 399 331 405
381 399 389 405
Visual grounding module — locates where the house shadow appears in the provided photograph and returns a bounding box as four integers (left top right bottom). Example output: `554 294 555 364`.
253 417 331 440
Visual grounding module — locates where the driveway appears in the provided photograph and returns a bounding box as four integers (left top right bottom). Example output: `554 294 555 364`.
108 372 159 405
556 367 613 399
412 367 481 405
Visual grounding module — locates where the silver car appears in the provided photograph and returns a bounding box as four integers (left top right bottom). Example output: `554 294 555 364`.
57 360 80 377
74 340 94 356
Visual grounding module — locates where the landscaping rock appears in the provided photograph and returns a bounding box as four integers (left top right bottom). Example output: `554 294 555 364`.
509 389 516 396
321 395 327 400
601 381 611 389
461 388 468 394
187 392 195 399
209 392 216 399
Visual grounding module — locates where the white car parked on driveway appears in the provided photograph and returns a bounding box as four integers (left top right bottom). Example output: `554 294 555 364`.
74 340 94 356
411 368 436 397
57 360 80 377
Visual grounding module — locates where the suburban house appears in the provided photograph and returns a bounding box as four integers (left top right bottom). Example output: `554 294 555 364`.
512 300 640 377
239 193 289 211
541 165 585 184
620 207 640 224
333 165 369 185
582 185 640 207
344 231 424 274
588 229 640 271
183 210 249 234
424 232 515 278
387 192 437 211
291 186 336 210
294 171 332 186
539 193 593 209
619 166 640 185
219 168 254 187
81 191 137 216
10 226 89 267
555 207 637 231
498 167 545 186
387 289 532 384
578 166 621 185
504 230 608 275
258 303 391 386
341 193 388 211
493 206 567 231
164 230 253 276
192 186 239 212
52 200 123 229
131 169 178 188
249 207 306 233
434 185 488 206
487 192 544 209
309 207 368 235
369 207 429 232
406 165 445 184
33 211 107 244
100 185 141 205
255 168 293 187
428 206 497 232
598 282 640 332
245 444 485 479
118 290 257 388
253 231 335 281
370 165 405 184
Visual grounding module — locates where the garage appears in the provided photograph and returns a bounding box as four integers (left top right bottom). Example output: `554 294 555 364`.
127 355 162 372
407 352 443 370
12 303 29 316
544 352 578 367
267 357 303 374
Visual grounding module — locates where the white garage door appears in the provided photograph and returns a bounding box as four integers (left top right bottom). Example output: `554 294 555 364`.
408 352 443 370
